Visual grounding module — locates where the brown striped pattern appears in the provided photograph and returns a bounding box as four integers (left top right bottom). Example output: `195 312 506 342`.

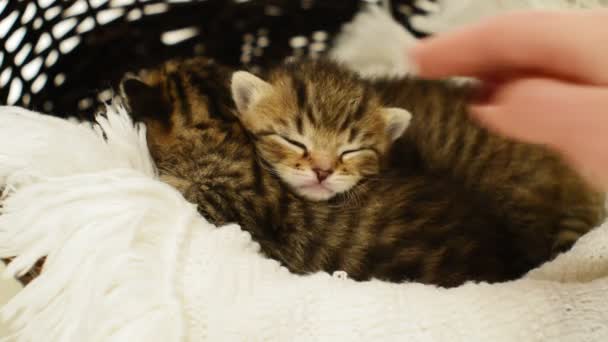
121 57 606 288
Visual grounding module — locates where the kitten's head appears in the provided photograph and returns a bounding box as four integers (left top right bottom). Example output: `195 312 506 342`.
231 60 412 201
119 57 238 153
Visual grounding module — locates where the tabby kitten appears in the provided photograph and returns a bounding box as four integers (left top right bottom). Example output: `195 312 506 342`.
231 59 606 253
121 57 605 288
371 75 608 253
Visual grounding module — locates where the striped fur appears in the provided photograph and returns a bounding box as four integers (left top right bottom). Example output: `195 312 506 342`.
121 57 605 288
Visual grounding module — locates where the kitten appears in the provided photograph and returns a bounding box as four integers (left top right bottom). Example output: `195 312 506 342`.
230 61 412 200
231 59 606 252
120 57 605 288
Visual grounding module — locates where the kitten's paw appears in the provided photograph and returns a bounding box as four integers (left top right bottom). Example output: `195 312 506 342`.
552 230 581 256
328 5 418 79
551 217 598 256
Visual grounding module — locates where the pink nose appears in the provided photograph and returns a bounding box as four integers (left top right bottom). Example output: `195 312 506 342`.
313 168 333 182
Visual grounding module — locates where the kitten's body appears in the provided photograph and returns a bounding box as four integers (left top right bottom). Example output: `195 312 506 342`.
374 77 604 252
122 58 605 287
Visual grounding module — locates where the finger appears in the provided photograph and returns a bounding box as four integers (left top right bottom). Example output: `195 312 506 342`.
470 78 608 189
411 10 608 85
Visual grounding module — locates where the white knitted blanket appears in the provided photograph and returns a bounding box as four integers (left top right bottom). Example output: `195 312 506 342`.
1 104 608 341
3 1 608 341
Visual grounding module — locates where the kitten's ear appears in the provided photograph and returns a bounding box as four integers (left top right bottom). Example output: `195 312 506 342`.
381 107 412 141
120 76 171 123
230 71 273 115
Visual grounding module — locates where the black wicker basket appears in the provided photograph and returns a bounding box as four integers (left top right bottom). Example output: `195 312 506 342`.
0 0 431 120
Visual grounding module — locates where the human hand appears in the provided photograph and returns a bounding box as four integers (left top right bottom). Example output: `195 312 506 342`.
411 9 608 189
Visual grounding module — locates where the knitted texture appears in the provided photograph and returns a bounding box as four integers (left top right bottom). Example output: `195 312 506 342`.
0 104 607 341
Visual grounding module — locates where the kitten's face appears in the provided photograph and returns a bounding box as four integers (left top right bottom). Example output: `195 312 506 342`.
250 117 382 201
231 62 411 201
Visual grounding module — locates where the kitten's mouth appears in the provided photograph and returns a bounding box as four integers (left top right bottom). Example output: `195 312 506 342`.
300 183 331 191
297 183 335 200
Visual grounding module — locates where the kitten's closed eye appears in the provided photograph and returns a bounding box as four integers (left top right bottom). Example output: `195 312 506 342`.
340 148 377 161
278 135 308 154
261 133 308 155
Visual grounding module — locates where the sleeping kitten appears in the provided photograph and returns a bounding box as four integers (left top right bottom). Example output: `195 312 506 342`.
230 61 412 200
369 75 608 253
120 57 605 288
231 59 606 252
